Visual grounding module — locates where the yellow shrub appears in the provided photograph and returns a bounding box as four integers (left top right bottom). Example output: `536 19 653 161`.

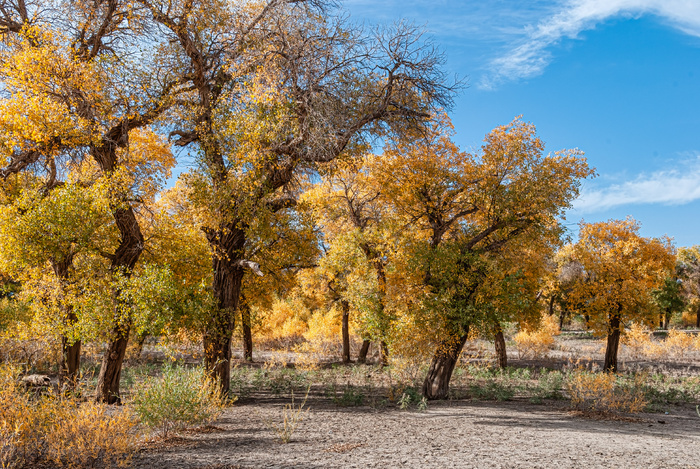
567 370 646 414
622 323 661 360
681 310 696 328
45 402 139 469
513 315 559 359
255 298 309 345
0 364 139 469
663 329 695 358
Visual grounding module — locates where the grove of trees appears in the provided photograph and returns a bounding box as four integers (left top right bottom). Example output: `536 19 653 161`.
0 0 691 406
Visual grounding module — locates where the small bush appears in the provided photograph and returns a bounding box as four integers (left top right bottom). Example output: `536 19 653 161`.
132 365 225 438
566 370 646 414
530 370 564 403
263 387 310 443
0 364 139 469
513 315 559 359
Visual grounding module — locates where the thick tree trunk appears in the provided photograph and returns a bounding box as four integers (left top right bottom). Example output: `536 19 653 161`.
341 300 350 364
95 328 129 404
357 339 370 364
95 206 144 403
493 322 507 369
204 224 246 397
604 309 622 372
241 301 253 361
422 328 469 400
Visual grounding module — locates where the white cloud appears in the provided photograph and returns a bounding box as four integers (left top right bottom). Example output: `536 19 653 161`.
573 157 700 212
481 0 700 88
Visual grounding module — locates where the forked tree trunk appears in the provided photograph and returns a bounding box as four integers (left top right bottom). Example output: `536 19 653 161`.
604 308 622 372
422 328 470 400
493 322 507 369
241 302 253 361
341 300 350 364
357 339 370 364
204 224 246 397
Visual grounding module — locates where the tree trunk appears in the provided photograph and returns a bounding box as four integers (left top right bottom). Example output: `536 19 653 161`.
134 332 147 359
696 304 700 329
493 322 507 369
378 341 389 366
95 327 129 404
95 205 144 403
60 333 81 389
604 309 622 372
51 258 80 389
241 301 253 361
341 300 350 364
357 339 370 364
204 224 246 397
422 328 469 400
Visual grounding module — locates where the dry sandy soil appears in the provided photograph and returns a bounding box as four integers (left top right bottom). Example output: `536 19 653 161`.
133 397 700 469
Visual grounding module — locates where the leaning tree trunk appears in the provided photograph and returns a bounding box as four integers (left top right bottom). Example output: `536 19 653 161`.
422 328 470 400
204 224 246 397
341 300 350 364
493 321 507 369
95 206 145 404
241 301 253 361
604 307 622 372
357 339 370 364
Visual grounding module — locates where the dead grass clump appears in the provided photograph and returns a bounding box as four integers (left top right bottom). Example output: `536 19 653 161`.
566 369 646 414
0 364 139 469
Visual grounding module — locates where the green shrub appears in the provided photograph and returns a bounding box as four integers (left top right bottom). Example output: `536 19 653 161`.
132 365 225 437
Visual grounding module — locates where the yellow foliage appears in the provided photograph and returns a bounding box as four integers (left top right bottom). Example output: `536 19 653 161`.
622 323 662 360
566 369 647 414
0 365 139 469
664 329 695 358
513 314 559 359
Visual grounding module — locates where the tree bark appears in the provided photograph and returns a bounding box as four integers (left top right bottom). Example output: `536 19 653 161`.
604 308 622 372
241 301 253 361
204 224 246 397
422 328 469 400
493 322 507 369
60 328 81 389
94 205 144 403
239 295 253 362
51 258 81 389
95 328 129 404
341 300 350 364
357 339 370 364
696 304 700 329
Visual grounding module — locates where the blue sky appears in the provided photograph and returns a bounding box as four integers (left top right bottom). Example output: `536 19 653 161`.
343 0 700 247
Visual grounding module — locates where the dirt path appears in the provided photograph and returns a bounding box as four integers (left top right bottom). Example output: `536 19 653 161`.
134 399 700 468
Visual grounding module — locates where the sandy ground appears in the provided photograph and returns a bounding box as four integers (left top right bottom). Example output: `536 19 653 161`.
133 397 700 469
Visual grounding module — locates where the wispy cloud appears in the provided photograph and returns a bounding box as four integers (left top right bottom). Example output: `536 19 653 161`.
574 156 700 213
481 0 700 89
